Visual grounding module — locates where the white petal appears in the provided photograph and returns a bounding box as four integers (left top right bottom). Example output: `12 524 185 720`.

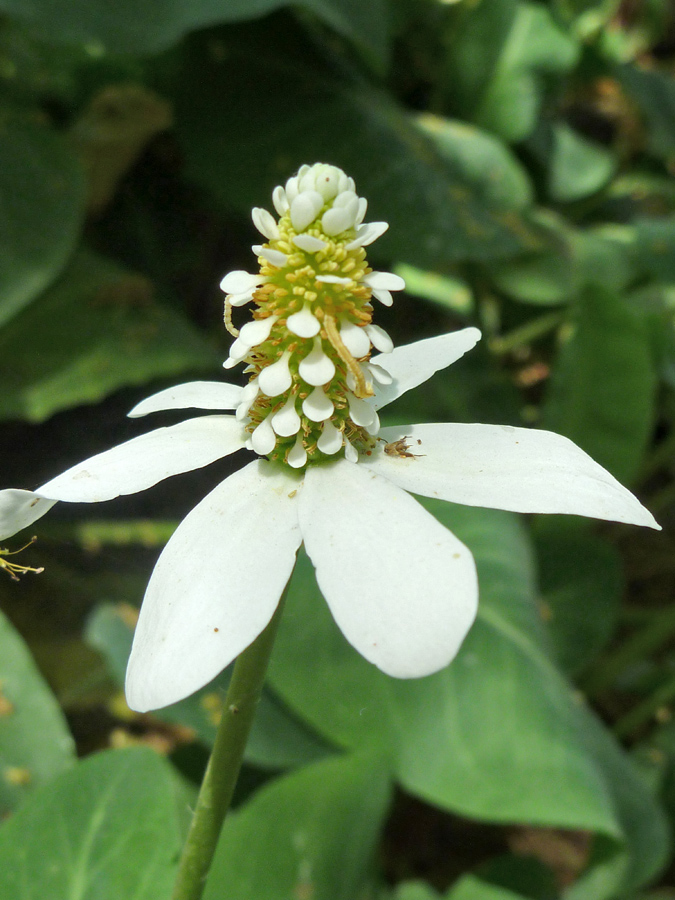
38 417 247 503
251 207 279 241
364 271 406 291
258 247 288 268
292 234 328 253
271 394 302 437
285 176 300 204
220 270 262 294
287 433 307 469
272 186 289 215
291 191 324 232
348 393 376 427
355 197 367 225
373 328 481 410
367 362 393 385
298 337 336 386
321 202 358 236
366 410 380 436
228 290 255 307
128 382 244 418
371 288 393 306
125 461 302 711
236 380 259 421
251 414 277 455
364 324 393 354
346 222 389 250
300 461 478 677
333 190 358 209
302 386 333 422
238 314 277 349
0 490 56 541
315 275 351 286
314 166 343 200
340 320 370 358
287 303 321 338
317 420 343 455
364 423 660 529
259 350 293 397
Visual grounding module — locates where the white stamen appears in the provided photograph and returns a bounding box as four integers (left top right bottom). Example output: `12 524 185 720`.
298 337 336 386
291 191 324 232
220 270 262 294
364 271 406 291
344 435 359 463
271 394 302 437
317 420 343 455
302 386 334 422
251 207 280 241
259 350 293 397
346 221 389 250
287 433 307 469
340 319 371 358
251 414 277 455
348 393 377 427
315 275 351 285
364 323 394 353
272 186 289 215
287 303 321 338
292 234 328 253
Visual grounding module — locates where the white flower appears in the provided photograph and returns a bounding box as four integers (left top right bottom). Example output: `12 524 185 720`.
0 489 55 580
34 164 658 713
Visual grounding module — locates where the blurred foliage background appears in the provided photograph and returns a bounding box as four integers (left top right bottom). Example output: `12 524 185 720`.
2 0 675 897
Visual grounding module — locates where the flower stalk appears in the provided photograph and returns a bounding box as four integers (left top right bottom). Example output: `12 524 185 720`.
170 586 288 900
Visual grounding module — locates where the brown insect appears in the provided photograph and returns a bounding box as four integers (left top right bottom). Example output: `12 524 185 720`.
383 437 423 459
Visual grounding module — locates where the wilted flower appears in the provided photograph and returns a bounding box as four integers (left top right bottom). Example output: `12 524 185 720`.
35 163 658 712
0 490 55 580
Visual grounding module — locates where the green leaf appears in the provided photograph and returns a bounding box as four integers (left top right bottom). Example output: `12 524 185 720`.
0 608 74 815
415 114 533 210
546 123 616 203
0 249 222 423
204 752 391 900
393 883 440 900
0 747 182 899
86 601 334 769
172 23 542 269
634 217 675 282
271 505 615 831
447 877 529 900
619 63 675 164
394 264 474 316
447 0 579 142
541 288 657 484
534 525 624 676
0 0 389 63
0 119 85 328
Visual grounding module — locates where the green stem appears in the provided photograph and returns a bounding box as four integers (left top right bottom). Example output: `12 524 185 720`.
488 311 565 356
170 587 288 900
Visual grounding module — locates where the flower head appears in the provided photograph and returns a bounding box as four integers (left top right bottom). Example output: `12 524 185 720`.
35 164 659 713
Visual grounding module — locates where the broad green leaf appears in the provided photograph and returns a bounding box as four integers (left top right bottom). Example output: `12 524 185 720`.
0 607 74 815
634 217 675 282
204 752 391 900
86 601 334 769
415 114 533 210
534 525 623 676
546 123 616 203
447 0 578 142
0 747 181 899
394 264 474 316
0 119 84 328
172 24 542 269
393 883 440 900
447 877 529 900
270 505 618 833
0 249 221 423
0 0 389 62
270 501 667 896
541 288 657 484
569 228 636 294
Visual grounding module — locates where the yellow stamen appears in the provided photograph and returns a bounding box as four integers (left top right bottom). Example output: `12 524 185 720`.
323 314 373 399
0 536 44 582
